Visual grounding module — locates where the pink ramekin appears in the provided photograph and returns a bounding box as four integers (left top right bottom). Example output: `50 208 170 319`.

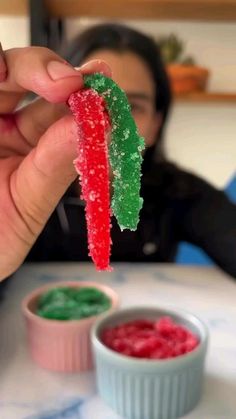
22 281 119 372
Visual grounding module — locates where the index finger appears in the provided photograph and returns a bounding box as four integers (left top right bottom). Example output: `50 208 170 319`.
0 42 7 82
0 47 83 113
0 46 112 113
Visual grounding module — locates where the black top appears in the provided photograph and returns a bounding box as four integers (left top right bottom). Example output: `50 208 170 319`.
27 161 236 279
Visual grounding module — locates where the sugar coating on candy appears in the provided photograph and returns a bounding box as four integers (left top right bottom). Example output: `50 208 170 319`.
84 73 145 231
36 287 111 320
68 89 112 271
102 317 199 359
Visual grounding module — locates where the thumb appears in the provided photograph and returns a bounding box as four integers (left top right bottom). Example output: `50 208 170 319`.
12 115 78 236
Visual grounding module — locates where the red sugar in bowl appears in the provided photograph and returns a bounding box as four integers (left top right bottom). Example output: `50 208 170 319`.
92 306 208 419
101 316 199 359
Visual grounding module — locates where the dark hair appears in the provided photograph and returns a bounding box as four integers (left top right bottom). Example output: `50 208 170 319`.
64 23 172 164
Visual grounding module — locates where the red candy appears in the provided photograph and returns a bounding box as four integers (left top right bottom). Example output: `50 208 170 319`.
68 89 112 271
102 316 199 359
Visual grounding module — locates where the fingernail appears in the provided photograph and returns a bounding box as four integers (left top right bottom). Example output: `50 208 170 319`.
0 42 3 56
0 42 4 58
0 42 7 82
78 62 96 71
47 60 81 81
79 60 112 77
79 61 103 72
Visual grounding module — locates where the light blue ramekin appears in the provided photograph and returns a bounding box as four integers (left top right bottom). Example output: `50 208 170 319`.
92 306 208 419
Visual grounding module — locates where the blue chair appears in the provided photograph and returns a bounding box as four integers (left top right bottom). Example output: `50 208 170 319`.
176 173 236 265
226 174 236 203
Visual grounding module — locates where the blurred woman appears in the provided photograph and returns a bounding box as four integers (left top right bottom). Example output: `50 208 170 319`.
27 23 236 278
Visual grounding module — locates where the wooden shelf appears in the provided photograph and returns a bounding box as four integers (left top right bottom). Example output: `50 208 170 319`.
175 91 236 103
1 0 236 21
1 2 235 104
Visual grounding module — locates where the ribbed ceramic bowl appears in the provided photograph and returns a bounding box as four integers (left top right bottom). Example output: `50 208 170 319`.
92 306 208 419
22 281 119 372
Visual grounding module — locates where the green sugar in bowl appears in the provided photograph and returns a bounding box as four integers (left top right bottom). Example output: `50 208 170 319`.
37 286 112 320
22 281 119 372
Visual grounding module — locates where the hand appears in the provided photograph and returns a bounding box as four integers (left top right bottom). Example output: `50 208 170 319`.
0 45 111 280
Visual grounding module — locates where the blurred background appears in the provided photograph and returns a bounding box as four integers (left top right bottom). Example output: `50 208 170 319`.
0 0 235 264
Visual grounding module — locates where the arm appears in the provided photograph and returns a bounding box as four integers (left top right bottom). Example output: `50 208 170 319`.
177 173 236 279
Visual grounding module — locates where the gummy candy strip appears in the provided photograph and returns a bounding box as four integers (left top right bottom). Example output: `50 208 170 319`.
68 89 111 271
84 73 145 231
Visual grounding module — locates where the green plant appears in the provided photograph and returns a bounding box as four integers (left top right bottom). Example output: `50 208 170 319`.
156 34 195 65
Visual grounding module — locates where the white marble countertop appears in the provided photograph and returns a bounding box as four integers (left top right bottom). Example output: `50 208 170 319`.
0 263 236 419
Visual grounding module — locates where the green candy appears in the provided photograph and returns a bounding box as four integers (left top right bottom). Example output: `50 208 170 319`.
84 73 145 231
37 286 111 320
